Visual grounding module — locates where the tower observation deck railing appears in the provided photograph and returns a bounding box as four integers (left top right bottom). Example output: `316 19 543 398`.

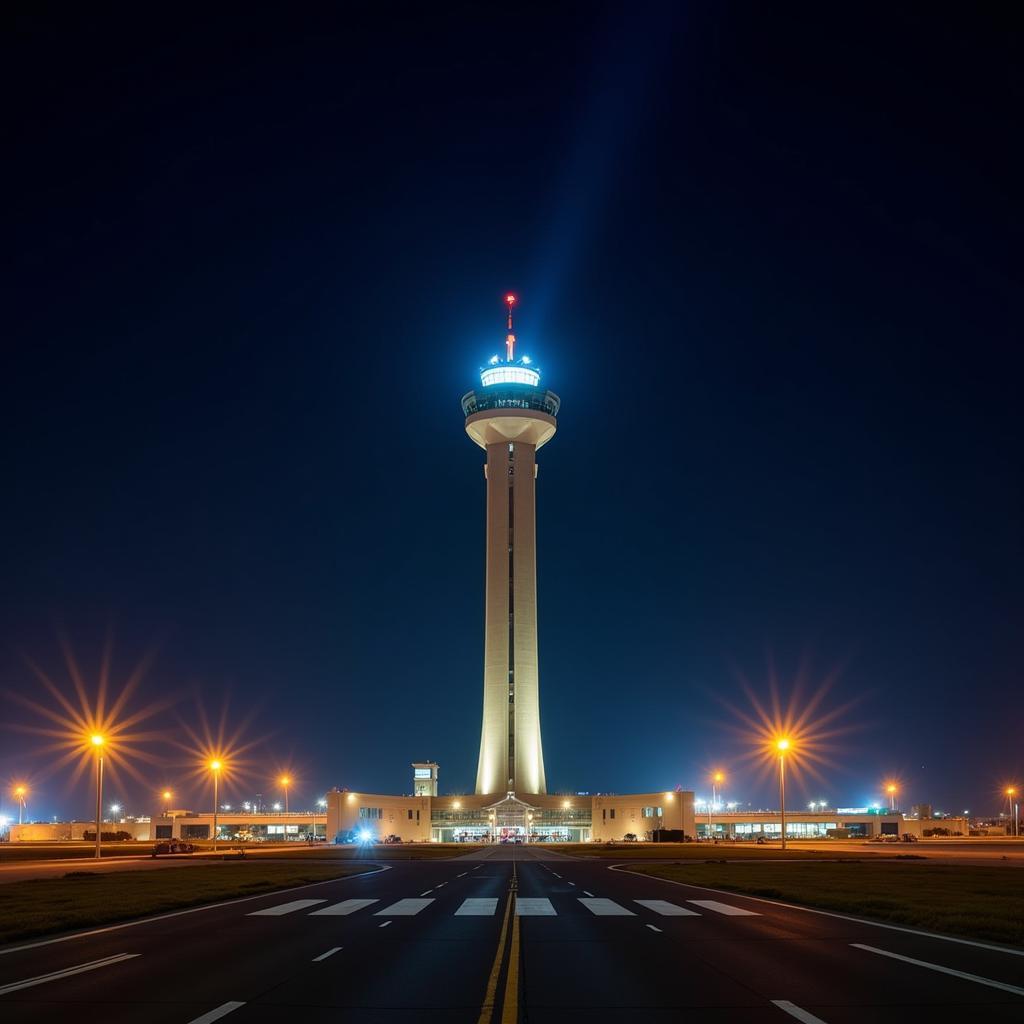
461 386 561 419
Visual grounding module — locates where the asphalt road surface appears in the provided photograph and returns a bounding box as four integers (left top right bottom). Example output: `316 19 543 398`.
1 845 1021 1022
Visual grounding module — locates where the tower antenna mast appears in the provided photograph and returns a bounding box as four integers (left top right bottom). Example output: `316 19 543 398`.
505 293 516 362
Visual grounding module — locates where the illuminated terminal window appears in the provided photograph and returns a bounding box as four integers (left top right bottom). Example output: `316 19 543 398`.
480 365 540 388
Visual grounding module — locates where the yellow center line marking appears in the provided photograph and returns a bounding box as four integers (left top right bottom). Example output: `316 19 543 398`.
476 889 514 1024
500 902 521 1023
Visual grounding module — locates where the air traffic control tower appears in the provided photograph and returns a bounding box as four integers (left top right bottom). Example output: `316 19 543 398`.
462 295 560 796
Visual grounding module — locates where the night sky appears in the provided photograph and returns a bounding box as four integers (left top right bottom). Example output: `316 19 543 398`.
4 5 1021 821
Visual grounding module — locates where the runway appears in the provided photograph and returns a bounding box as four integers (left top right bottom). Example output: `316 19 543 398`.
0 847 1020 1022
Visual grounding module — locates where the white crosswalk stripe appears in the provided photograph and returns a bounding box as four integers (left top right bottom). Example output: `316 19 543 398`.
245 894 765 921
374 898 434 916
247 899 328 917
634 899 700 917
516 897 556 916
310 899 379 916
579 898 634 916
687 900 759 916
455 898 499 916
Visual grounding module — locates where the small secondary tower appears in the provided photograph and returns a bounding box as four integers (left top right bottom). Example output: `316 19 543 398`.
461 295 560 795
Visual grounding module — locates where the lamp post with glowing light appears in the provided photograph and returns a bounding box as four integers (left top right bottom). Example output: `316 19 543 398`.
279 775 291 816
315 797 326 842
91 734 105 859
209 760 222 851
1008 787 1019 838
886 783 898 812
710 771 724 839
162 790 172 818
14 785 27 825
776 738 791 850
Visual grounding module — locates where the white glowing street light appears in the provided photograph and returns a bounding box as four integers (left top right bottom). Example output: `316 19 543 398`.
315 797 327 842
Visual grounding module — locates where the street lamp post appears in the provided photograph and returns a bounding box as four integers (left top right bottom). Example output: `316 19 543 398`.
280 776 291 816
162 790 172 818
91 734 105 859
14 786 27 825
887 784 898 812
315 797 326 842
711 771 724 840
776 739 790 850
1008 788 1018 838
210 760 222 852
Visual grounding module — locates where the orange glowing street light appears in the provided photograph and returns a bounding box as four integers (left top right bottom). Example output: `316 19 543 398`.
885 782 899 811
775 737 792 850
162 789 173 817
209 759 224 851
13 784 28 825
1007 787 1019 838
90 733 106 859
706 770 726 839
279 775 292 815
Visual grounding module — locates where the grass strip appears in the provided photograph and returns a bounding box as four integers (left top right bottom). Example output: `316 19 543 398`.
625 861 1024 946
0 862 375 946
0 844 160 862
559 842 832 860
240 844 485 861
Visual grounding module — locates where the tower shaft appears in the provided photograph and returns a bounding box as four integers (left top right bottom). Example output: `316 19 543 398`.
463 296 558 797
477 440 546 795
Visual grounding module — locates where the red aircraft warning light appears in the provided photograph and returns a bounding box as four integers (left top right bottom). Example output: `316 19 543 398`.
505 293 517 361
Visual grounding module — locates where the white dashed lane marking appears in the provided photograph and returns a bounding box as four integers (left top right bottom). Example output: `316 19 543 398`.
185 1001 245 1024
771 1000 829 1023
248 899 328 917
0 954 141 997
312 947 342 962
850 944 1024 997
311 899 378 916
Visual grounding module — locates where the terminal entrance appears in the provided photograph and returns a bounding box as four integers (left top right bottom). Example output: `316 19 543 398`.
430 794 591 843
488 793 532 843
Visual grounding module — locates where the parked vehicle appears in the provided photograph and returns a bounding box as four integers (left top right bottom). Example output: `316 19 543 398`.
152 840 195 856
383 834 402 844
900 833 919 842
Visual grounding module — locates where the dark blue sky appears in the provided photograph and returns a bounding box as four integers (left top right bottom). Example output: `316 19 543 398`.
3 5 1021 821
